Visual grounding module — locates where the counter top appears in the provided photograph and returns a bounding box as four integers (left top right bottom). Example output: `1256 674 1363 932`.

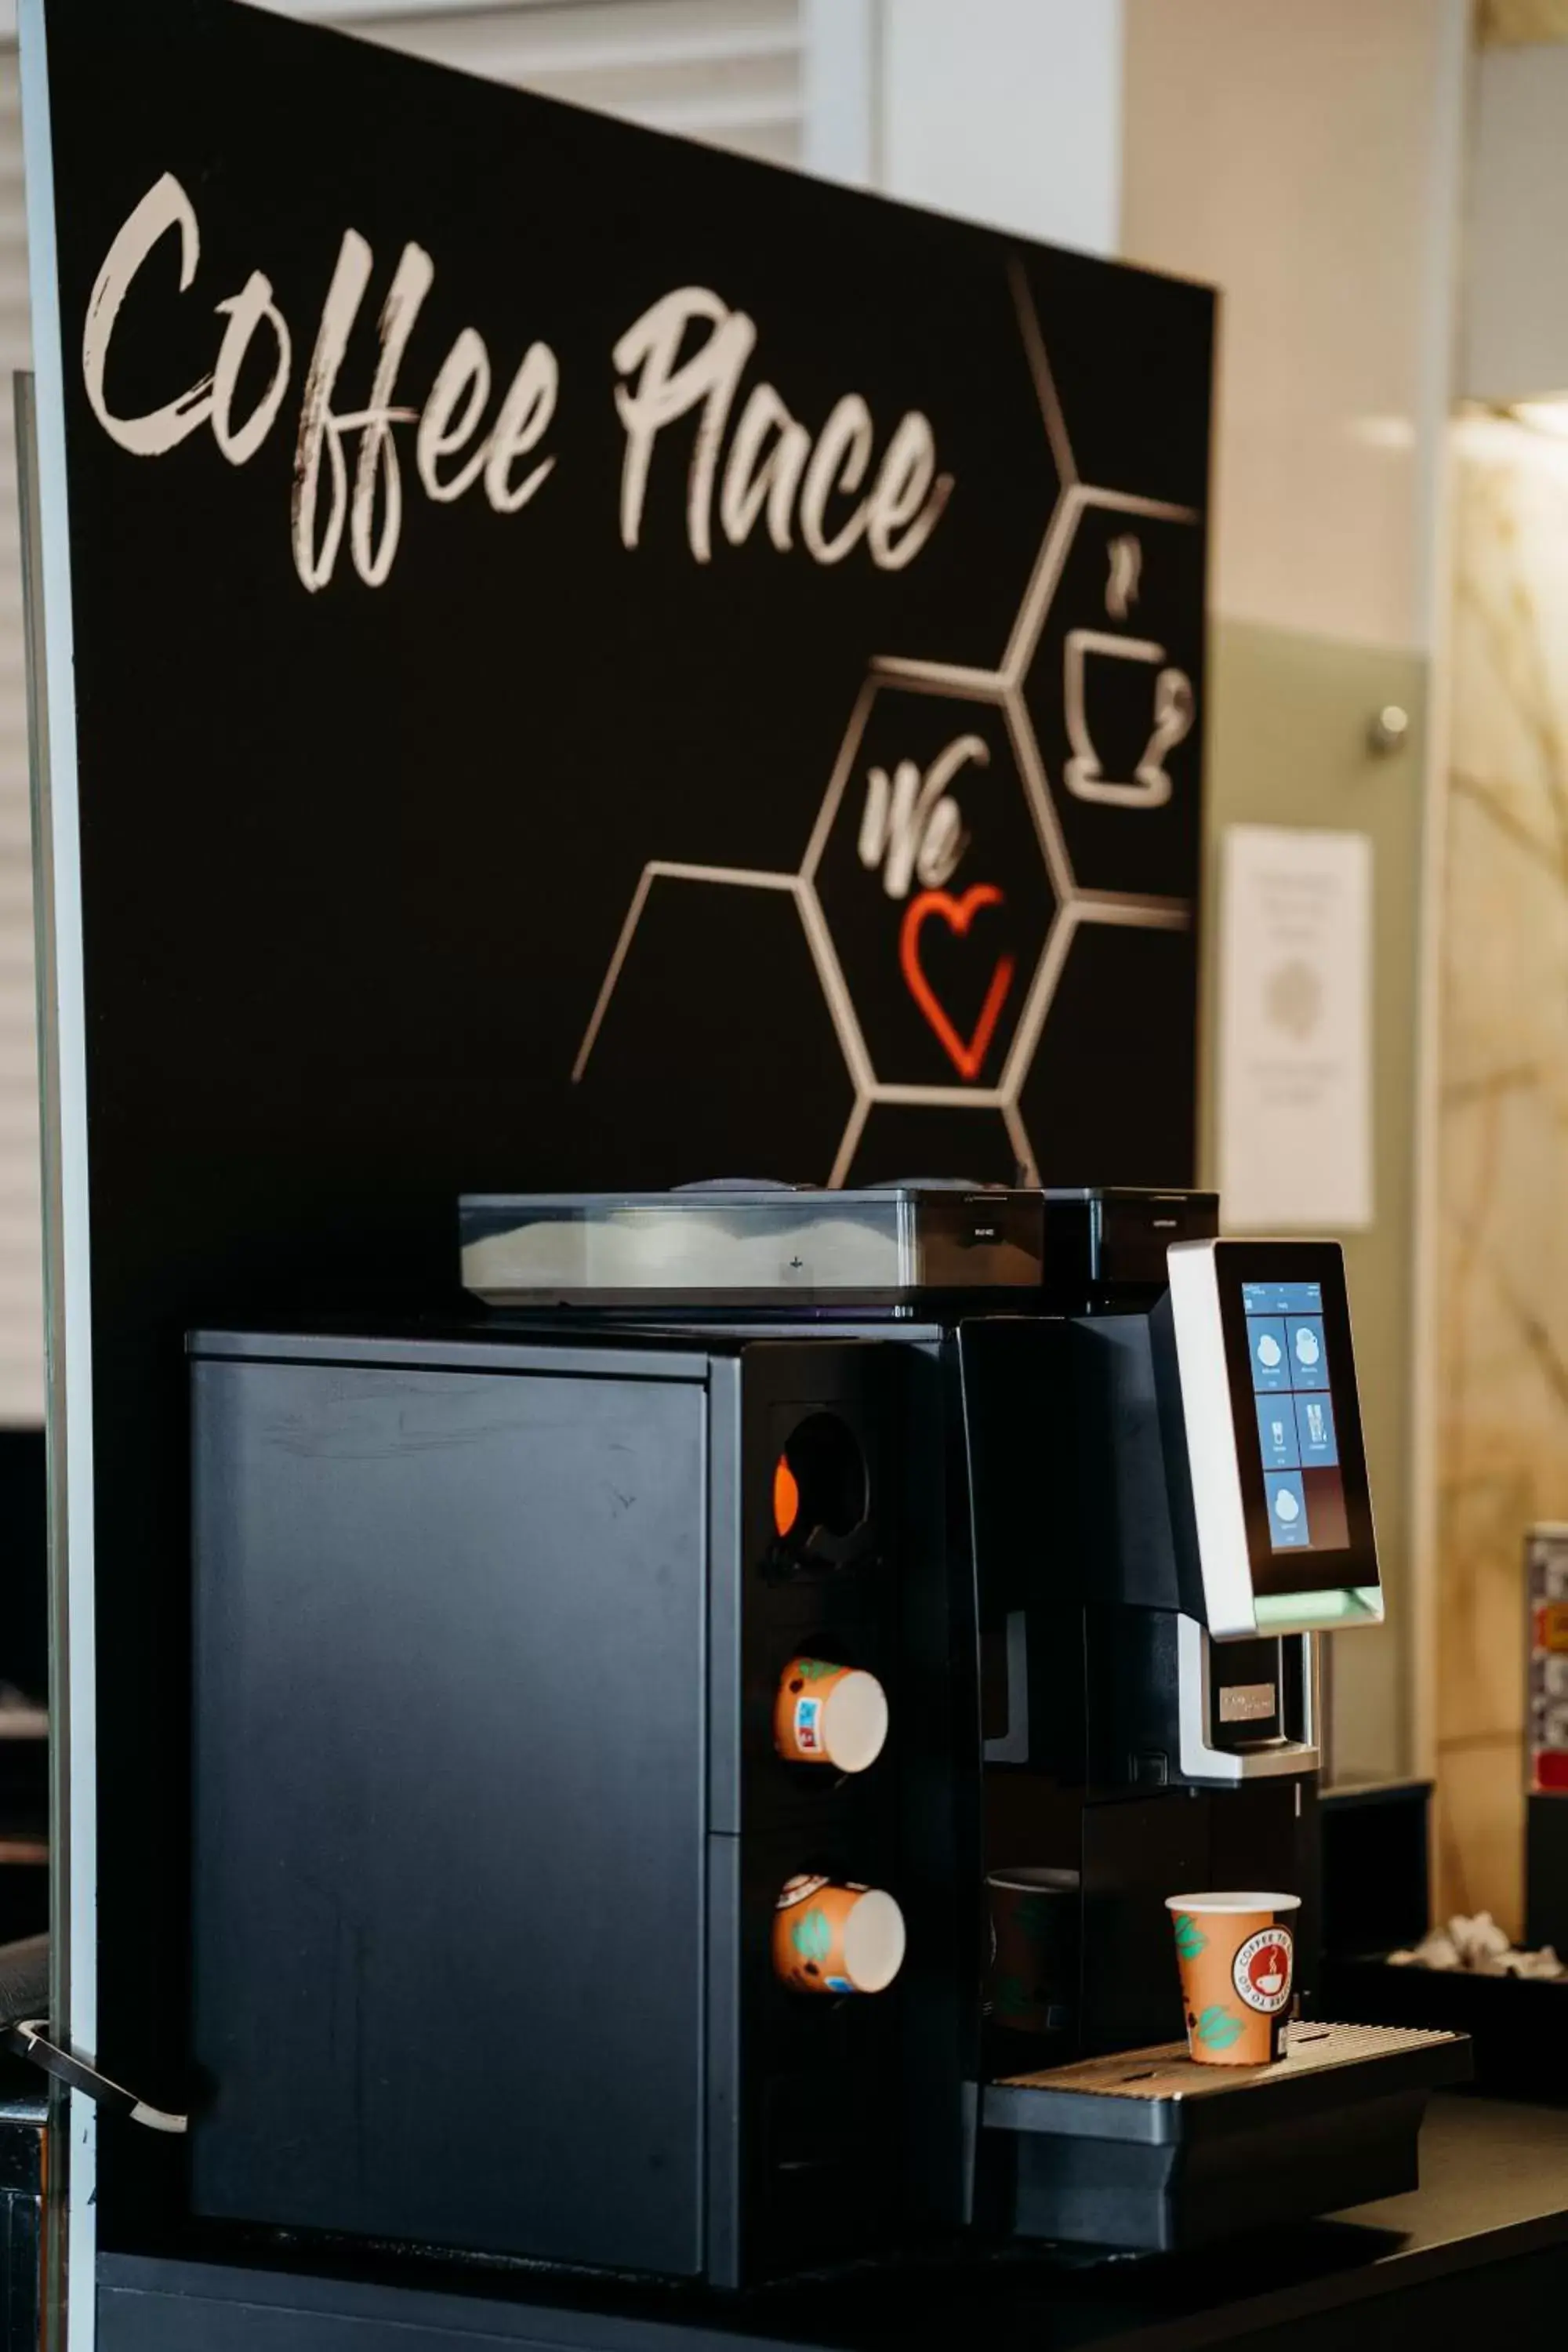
99 2095 1568 2352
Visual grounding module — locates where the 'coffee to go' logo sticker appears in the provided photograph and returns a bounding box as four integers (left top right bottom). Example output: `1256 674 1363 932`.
1232 1927 1294 2016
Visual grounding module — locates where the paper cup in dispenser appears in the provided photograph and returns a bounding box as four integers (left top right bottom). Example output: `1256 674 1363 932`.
1166 1892 1301 2064
773 1875 906 1995
773 1657 888 1772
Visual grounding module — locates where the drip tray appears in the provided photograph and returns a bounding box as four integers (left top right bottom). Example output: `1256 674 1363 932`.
978 2022 1472 2252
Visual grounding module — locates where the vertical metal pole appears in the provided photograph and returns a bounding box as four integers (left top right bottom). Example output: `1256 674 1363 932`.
17 2 100 2325
16 365 66 2349
16 363 70 2352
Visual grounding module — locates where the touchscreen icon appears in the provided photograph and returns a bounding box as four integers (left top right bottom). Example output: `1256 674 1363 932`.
1294 1392 1338 1466
1264 1470 1310 1549
1288 1317 1329 1389
1256 1394 1299 1471
1248 1317 1290 1392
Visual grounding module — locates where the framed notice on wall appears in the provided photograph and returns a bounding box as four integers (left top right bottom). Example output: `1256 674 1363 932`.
18 0 1213 2299
1217 825 1374 1232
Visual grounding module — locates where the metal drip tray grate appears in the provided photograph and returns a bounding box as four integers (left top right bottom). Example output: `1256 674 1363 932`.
996 2020 1461 2107
979 2023 1472 2251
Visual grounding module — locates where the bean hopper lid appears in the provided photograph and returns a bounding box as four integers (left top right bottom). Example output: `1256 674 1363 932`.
459 1182 1044 1309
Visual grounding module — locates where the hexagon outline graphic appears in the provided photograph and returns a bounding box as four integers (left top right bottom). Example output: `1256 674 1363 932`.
807 664 1063 1105
1002 484 1201 691
572 862 872 1099
573 255 1204 1192
799 659 1018 890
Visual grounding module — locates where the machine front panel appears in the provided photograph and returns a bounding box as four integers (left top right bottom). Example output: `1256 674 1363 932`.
190 1352 710 2276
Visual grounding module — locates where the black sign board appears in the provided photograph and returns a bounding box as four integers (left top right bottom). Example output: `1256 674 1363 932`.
24 0 1212 2242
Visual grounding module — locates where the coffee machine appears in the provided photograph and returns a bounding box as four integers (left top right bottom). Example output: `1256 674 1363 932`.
969 1193 1380 2067
185 1185 1460 2288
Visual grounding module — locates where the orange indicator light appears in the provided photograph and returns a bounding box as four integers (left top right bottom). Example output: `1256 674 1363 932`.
773 1453 800 1539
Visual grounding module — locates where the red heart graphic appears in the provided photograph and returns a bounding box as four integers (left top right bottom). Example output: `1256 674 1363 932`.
899 887 1016 1081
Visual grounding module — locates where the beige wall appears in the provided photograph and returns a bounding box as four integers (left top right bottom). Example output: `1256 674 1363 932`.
1463 40 1568 402
1121 0 1469 1781
1199 623 1427 1779
1123 0 1462 653
879 0 1123 253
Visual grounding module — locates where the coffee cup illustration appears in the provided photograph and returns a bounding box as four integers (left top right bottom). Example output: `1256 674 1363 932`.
1253 1949 1287 1999
772 1875 906 1996
773 1657 889 1772
1063 627 1194 808
1165 1891 1301 2065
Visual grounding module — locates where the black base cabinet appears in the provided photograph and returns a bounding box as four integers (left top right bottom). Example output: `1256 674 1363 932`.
0 2087 42 2352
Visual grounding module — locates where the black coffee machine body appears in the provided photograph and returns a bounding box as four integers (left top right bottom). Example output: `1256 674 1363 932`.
185 1185 1390 2288
967 1191 1381 2075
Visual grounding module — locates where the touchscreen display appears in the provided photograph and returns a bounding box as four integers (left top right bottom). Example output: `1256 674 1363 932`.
1241 1278 1348 1553
1172 1238 1378 1628
1241 1279 1354 1552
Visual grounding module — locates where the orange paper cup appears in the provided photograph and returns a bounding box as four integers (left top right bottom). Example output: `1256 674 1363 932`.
772 1875 906 1996
773 1657 888 1773
1165 1891 1301 2064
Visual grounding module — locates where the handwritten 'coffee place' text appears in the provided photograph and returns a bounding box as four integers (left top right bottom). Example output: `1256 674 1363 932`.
81 173 954 593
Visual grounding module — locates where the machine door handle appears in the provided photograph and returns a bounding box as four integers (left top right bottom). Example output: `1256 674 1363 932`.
982 1609 1030 1765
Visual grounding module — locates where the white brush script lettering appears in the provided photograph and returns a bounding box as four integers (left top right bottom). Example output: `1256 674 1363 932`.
81 175 953 590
